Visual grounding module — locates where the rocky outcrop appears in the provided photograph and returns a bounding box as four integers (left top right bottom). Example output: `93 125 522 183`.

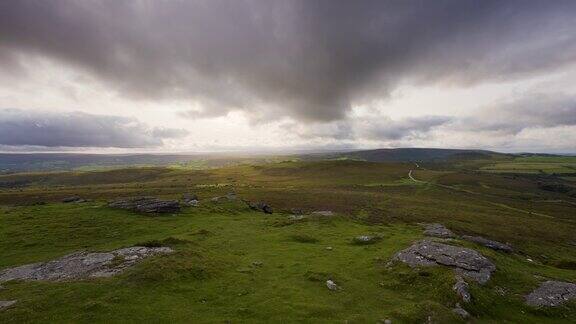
0 246 173 282
422 223 456 238
108 197 180 213
394 240 496 284
462 235 513 253
525 281 576 307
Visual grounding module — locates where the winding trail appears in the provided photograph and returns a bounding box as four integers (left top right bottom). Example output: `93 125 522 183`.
408 163 424 183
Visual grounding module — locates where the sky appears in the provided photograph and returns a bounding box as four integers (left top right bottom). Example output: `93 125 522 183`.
0 0 575 154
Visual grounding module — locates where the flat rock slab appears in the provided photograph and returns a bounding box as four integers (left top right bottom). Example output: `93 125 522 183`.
0 246 173 282
462 235 513 253
422 223 456 238
108 197 180 213
525 281 576 307
0 300 17 311
394 240 496 284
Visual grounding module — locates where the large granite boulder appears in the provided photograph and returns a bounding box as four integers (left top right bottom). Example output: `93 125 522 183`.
0 246 173 282
525 281 576 307
394 240 496 284
108 197 180 213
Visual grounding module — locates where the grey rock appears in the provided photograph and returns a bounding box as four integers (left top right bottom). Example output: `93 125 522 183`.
311 211 334 217
462 235 513 253
182 194 199 206
184 199 199 207
453 276 471 303
352 235 382 245
0 300 17 311
525 281 576 307
108 197 180 213
288 215 307 221
0 246 173 282
422 223 456 238
452 303 470 319
326 279 339 291
394 240 496 284
245 200 273 214
62 196 85 203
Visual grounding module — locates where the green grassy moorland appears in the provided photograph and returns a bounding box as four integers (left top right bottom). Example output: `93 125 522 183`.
1 160 576 323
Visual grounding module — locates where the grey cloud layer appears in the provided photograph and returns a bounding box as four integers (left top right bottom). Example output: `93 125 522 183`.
1 0 575 122
461 94 576 134
0 109 188 148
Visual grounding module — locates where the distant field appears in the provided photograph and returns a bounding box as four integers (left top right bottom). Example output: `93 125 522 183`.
1 159 575 322
480 156 576 174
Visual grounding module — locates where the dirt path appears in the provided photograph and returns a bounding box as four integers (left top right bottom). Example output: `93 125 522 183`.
408 163 424 183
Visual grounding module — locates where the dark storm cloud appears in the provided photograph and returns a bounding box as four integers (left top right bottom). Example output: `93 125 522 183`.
463 93 576 134
0 109 188 148
1 0 575 122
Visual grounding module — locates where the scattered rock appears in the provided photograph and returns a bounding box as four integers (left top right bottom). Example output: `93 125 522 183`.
0 246 173 282
0 300 16 311
525 280 576 307
252 261 263 267
290 208 304 215
379 319 392 324
393 240 496 284
352 235 382 245
288 215 307 221
326 246 333 251
452 303 470 319
182 194 199 207
108 197 180 213
453 276 471 303
311 211 334 217
422 223 456 238
62 196 85 203
245 200 273 214
462 235 513 253
326 279 339 291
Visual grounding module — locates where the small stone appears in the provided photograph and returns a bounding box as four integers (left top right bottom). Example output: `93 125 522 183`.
252 261 263 267
0 300 17 311
453 276 471 303
288 215 306 221
352 235 382 245
326 279 339 291
326 246 333 251
452 303 469 319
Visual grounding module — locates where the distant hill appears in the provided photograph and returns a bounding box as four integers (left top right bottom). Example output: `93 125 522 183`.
310 148 511 163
